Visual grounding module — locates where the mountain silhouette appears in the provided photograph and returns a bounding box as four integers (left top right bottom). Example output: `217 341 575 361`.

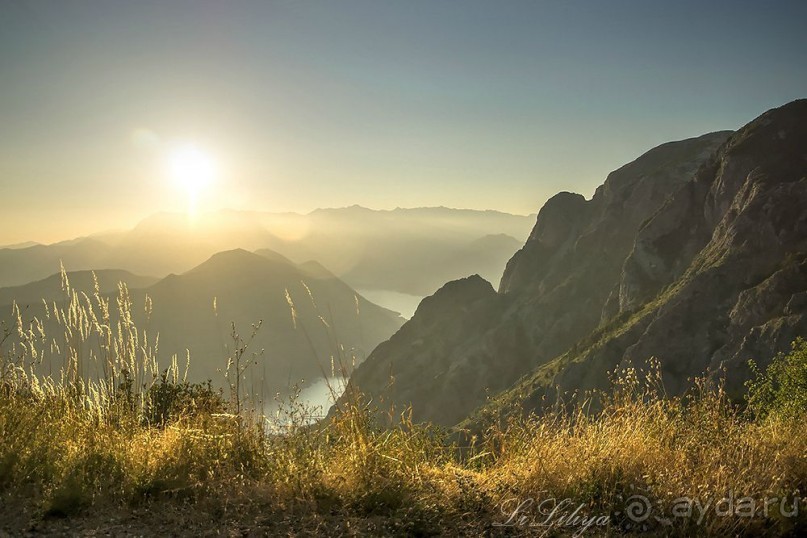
0 269 157 308
2 249 404 398
0 208 533 297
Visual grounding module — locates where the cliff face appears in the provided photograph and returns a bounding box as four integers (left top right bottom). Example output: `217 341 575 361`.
337 100 807 428
551 99 807 399
337 125 734 425
337 275 507 425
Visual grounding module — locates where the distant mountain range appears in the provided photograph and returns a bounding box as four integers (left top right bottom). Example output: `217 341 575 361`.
0 269 158 308
0 207 534 296
1 249 404 397
337 99 807 429
0 241 40 250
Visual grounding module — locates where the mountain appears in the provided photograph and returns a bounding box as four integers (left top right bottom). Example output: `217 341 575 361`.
0 241 40 249
0 238 111 288
261 206 534 295
90 210 286 277
336 232 524 296
132 249 405 395
0 270 158 308
2 249 404 398
337 99 807 428
0 208 533 297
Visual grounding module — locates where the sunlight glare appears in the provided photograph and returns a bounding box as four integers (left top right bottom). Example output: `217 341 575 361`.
168 144 216 217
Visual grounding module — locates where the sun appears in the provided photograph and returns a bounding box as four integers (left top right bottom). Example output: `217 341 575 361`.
168 144 216 217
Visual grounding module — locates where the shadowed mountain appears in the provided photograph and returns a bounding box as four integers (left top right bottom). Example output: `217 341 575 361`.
0 239 111 288
2 249 404 398
0 270 158 308
337 100 807 428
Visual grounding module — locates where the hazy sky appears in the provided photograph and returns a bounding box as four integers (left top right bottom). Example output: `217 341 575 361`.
1 0 805 244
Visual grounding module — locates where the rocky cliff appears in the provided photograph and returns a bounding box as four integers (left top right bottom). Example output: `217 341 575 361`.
338 100 807 428
541 99 807 402
338 109 773 425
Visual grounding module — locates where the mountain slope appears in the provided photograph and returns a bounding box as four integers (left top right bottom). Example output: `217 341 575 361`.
138 249 405 395
542 98 807 399
3 249 404 398
0 238 111 288
461 100 807 427
336 102 807 428
0 269 158 308
337 129 734 426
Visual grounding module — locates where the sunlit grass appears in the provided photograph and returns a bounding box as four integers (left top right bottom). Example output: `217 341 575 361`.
0 270 804 535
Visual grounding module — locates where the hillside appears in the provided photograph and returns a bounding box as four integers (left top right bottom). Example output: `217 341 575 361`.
0 238 111 288
0 269 158 308
3 249 404 399
337 100 807 428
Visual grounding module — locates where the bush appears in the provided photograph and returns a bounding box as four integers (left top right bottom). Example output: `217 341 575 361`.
746 338 807 420
144 372 227 427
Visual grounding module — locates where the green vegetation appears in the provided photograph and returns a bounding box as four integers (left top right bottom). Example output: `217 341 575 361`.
0 274 804 536
747 337 807 420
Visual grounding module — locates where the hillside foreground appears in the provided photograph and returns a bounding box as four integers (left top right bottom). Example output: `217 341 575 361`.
0 281 804 536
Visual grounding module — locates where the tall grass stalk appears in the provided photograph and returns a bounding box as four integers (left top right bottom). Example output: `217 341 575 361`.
0 271 804 536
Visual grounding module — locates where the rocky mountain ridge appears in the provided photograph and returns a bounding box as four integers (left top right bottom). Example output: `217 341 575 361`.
337 99 807 427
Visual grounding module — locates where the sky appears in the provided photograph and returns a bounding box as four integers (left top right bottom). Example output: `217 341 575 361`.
0 0 806 244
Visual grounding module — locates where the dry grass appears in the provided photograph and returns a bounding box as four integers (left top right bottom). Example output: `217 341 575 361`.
0 270 804 536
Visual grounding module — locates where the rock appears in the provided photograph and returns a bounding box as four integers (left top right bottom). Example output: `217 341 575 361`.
338 99 807 429
334 275 504 426
336 125 733 426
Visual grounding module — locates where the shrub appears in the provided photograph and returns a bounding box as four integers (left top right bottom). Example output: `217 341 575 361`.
143 373 226 427
746 337 807 420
